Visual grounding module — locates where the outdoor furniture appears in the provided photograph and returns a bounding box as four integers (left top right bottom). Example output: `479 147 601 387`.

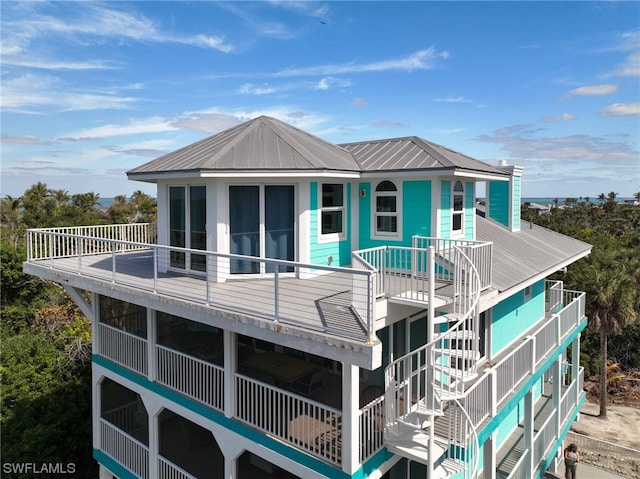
240 351 320 389
292 370 324 396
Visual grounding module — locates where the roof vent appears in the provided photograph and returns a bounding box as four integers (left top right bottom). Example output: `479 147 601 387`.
498 159 508 167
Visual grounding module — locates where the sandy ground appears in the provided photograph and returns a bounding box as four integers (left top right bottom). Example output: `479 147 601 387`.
572 401 640 450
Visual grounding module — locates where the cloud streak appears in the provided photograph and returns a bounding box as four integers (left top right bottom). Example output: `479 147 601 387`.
275 47 449 77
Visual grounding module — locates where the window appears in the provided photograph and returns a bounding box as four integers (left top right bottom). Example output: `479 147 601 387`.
374 180 399 236
524 285 532 302
452 181 464 234
320 184 344 237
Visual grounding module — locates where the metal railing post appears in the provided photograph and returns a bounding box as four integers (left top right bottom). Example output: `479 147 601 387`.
274 268 279 321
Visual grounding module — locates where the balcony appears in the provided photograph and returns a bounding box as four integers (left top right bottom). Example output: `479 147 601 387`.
25 226 494 350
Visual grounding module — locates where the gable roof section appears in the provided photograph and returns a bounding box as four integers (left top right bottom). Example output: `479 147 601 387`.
476 213 592 293
340 137 507 176
128 116 360 177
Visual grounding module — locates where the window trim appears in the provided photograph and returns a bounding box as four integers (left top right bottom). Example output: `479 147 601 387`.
451 180 464 237
318 183 346 242
372 180 402 240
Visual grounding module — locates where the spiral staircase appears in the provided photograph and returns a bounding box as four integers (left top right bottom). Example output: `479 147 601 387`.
355 238 483 478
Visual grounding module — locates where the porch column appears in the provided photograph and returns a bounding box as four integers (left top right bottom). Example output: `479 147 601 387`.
223 330 236 418
572 334 581 410
552 357 561 434
342 363 360 474
482 432 497 479
147 309 156 381
224 455 237 479
524 390 534 479
147 411 159 479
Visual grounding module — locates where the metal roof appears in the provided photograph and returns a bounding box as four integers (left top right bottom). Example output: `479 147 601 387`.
476 214 592 292
127 116 360 176
128 116 508 178
339 136 507 175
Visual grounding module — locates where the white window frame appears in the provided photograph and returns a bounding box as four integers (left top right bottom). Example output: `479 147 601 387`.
452 180 464 237
319 183 346 242
372 180 402 240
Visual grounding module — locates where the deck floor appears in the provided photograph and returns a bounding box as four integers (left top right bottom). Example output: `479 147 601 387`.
30 251 453 342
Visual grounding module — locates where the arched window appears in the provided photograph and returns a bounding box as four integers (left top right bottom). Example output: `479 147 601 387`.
374 180 399 236
452 180 464 234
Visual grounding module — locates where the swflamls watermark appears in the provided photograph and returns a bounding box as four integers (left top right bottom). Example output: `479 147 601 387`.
2 462 76 475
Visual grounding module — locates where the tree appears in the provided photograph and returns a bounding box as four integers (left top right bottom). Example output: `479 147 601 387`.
579 259 637 417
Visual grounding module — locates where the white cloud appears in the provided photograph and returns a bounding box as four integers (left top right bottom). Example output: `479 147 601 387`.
477 125 638 166
538 113 576 123
313 77 351 90
238 83 277 95
564 84 618 97
433 96 472 103
0 2 233 73
350 97 369 107
275 47 449 77
601 102 640 116
64 117 179 141
0 73 138 113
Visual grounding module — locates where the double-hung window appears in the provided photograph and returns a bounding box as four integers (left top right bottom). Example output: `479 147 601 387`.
374 180 400 237
452 180 464 235
320 184 345 239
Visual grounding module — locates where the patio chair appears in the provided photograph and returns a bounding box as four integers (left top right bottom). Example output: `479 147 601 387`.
293 370 324 396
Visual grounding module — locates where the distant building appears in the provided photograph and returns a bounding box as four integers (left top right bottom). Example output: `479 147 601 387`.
24 116 591 479
526 202 552 215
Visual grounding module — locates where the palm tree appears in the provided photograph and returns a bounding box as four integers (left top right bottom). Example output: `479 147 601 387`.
581 262 637 417
597 193 606 205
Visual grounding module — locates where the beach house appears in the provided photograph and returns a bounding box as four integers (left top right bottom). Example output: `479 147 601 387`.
24 116 591 479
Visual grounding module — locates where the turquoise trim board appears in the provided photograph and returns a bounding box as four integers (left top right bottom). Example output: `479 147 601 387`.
93 354 390 479
477 317 587 445
94 449 139 479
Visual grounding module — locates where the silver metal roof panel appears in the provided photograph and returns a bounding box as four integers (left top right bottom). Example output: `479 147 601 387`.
477 214 592 292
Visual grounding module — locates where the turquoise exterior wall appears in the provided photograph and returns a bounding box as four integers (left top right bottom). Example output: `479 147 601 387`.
441 180 451 237
465 181 474 240
491 280 545 357
357 180 431 249
440 180 475 239
512 175 521 231
310 182 352 266
488 181 510 228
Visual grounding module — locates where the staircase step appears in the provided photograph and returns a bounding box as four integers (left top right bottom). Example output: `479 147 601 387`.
433 364 478 381
434 348 480 360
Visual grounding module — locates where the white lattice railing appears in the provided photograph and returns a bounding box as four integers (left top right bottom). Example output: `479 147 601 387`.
100 418 149 479
359 394 385 462
156 345 224 412
235 374 342 465
158 456 197 479
96 322 148 376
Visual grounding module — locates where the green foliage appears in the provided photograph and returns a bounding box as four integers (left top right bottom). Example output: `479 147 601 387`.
523 198 640 370
0 184 157 479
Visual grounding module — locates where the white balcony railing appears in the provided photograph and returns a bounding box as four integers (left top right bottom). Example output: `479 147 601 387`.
158 456 198 479
96 322 148 376
156 345 224 412
100 418 149 479
235 374 342 465
413 236 493 290
26 225 375 343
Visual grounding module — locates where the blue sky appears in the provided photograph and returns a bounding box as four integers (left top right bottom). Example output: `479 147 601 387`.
1 1 639 200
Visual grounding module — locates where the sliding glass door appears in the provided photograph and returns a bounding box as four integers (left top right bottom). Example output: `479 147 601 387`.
169 185 206 272
229 185 295 274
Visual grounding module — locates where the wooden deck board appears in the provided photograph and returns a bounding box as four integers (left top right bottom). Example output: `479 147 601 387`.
31 251 370 340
